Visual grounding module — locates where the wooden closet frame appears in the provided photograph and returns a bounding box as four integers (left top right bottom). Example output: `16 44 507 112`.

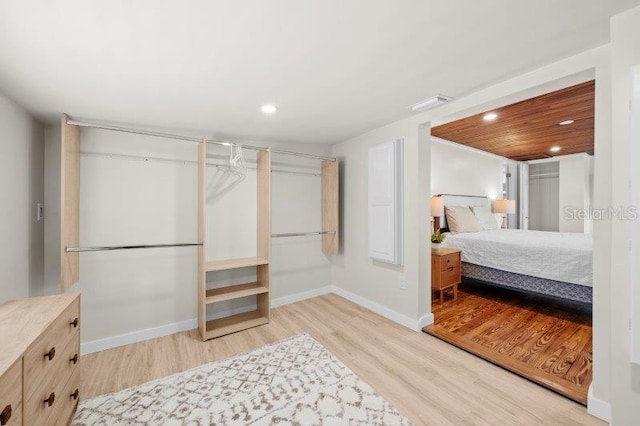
59 114 340 340
60 114 81 291
197 141 272 340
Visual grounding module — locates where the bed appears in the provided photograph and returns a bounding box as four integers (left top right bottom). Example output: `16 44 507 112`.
437 194 593 305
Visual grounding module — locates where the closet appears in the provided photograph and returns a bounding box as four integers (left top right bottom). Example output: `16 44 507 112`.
58 114 339 341
528 162 560 232
197 144 272 339
525 155 593 233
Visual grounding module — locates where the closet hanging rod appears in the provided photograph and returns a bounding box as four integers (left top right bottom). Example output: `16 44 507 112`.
67 119 203 143
66 119 336 162
79 151 322 176
267 148 335 162
66 243 203 253
271 231 336 238
529 172 559 178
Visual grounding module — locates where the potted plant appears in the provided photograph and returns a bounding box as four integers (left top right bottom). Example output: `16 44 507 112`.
431 229 446 251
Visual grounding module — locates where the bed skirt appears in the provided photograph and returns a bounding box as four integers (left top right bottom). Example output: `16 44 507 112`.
462 262 592 305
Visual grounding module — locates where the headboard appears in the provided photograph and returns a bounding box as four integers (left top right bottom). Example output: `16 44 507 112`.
436 194 490 229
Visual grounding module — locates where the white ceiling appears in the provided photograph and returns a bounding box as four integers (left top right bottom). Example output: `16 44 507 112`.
0 0 637 144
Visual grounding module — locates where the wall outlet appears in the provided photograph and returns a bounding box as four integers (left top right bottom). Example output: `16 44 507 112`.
399 276 406 289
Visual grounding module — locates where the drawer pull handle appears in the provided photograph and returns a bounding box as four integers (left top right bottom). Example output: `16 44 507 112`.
0 405 11 425
70 317 79 328
45 347 56 361
70 353 79 364
71 389 79 400
44 392 56 407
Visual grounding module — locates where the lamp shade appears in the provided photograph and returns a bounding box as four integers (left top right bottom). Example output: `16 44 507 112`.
431 196 444 217
493 199 516 214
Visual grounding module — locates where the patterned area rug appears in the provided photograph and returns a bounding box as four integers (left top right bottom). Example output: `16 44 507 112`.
73 333 411 425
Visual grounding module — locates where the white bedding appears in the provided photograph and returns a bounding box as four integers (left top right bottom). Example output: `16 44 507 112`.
442 229 592 287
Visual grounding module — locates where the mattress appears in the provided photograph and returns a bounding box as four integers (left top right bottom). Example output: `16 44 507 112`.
442 229 592 287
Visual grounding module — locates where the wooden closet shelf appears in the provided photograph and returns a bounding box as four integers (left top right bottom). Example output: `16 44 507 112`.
205 257 269 272
205 282 268 304
205 310 269 339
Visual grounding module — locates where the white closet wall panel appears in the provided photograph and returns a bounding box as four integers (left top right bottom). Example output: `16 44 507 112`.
368 140 403 264
271 169 330 298
77 131 198 343
206 168 258 261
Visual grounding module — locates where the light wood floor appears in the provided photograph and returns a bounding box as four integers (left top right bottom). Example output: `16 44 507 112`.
81 294 602 425
425 283 592 405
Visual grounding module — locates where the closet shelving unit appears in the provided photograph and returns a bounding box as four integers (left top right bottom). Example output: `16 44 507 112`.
58 114 339 341
197 142 272 340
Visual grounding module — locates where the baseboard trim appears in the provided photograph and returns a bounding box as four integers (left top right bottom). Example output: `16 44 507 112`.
330 285 426 332
271 286 333 308
81 305 255 355
417 313 434 329
81 318 196 355
587 384 611 423
81 285 431 355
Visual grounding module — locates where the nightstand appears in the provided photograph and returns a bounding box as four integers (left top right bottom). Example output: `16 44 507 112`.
431 247 462 304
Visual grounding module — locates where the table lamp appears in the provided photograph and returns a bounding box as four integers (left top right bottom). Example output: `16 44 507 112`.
493 199 516 228
431 196 444 233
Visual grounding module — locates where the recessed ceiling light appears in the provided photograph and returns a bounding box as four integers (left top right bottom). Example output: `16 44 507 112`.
483 112 498 121
261 104 277 114
410 95 453 112
550 146 561 152
559 119 574 126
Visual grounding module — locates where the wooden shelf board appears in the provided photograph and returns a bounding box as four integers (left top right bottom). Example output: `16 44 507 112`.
205 257 269 272
205 282 268 304
205 310 269 339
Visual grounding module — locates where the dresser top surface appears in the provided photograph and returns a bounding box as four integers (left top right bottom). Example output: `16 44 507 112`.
0 292 80 376
431 247 461 257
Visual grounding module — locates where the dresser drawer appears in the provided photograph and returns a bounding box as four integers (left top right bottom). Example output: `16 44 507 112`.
440 265 461 288
50 367 80 426
24 298 79 401
0 359 22 426
26 332 79 407
24 361 78 426
439 252 460 272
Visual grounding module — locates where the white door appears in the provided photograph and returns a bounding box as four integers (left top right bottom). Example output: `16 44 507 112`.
368 140 403 264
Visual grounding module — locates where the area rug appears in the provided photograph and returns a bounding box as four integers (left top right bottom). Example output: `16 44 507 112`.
73 333 411 425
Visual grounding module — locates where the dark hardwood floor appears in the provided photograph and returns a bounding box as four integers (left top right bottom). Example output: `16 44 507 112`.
423 281 592 405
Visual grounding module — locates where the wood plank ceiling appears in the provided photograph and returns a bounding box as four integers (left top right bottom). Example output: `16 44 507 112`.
431 80 594 161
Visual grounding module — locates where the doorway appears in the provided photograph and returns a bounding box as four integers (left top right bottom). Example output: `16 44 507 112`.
422 76 598 405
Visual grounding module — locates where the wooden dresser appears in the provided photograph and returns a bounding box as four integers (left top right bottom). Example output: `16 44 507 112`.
431 248 462 304
0 293 80 426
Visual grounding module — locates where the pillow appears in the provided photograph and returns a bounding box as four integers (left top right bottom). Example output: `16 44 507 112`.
444 206 482 234
471 205 499 230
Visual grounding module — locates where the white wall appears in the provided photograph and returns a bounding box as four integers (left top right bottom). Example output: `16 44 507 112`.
332 126 429 328
0 92 44 303
431 138 503 199
43 125 332 344
44 124 61 296
609 6 640 424
558 154 593 233
331 45 613 419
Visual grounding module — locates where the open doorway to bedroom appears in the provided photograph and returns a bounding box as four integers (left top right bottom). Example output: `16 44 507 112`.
424 81 594 405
